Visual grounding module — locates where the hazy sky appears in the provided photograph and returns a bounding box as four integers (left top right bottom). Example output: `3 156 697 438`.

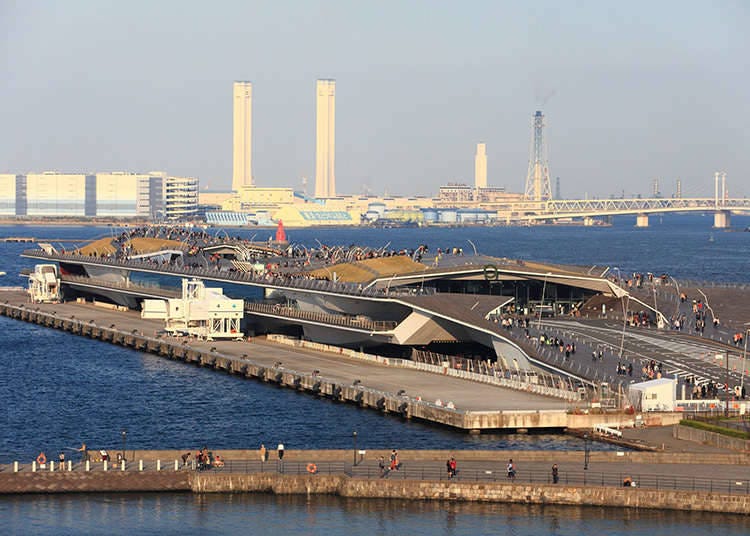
1 1 748 198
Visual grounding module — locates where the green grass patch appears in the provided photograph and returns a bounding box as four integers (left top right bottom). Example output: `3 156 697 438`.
680 419 750 440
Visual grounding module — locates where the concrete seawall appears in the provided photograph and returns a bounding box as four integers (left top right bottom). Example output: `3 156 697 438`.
2 472 746 515
674 425 750 453
0 472 189 494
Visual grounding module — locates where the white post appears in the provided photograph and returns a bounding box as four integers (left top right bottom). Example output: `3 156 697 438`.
714 171 719 208
157 459 161 472
139 460 144 472
103 460 108 472
121 460 126 471
85 460 90 472
32 461 37 472
50 461 55 472
68 460 72 472
174 460 179 471
13 461 19 473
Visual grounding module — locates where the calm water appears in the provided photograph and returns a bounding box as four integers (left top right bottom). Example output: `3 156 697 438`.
1 216 749 532
1 493 748 536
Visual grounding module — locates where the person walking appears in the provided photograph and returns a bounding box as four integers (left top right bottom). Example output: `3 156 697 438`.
259 444 267 463
449 457 457 478
551 463 559 484
507 459 516 481
379 456 388 478
277 443 284 460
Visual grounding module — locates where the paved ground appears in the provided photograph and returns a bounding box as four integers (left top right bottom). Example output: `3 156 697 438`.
619 425 739 454
1 291 568 412
521 318 747 392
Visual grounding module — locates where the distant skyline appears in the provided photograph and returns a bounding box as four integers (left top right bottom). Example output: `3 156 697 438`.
1 1 748 198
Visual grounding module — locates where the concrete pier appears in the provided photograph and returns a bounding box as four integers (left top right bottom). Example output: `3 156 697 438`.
713 210 731 229
0 290 630 432
635 213 649 227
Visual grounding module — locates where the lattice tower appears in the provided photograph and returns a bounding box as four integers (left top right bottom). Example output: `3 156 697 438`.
524 110 553 201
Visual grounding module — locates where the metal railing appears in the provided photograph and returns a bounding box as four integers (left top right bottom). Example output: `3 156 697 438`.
60 274 181 298
245 301 397 332
2 459 748 495
23 249 436 299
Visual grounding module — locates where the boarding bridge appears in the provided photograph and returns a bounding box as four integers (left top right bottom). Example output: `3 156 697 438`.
141 278 244 340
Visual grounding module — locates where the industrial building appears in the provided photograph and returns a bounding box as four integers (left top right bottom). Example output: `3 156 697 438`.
0 172 198 220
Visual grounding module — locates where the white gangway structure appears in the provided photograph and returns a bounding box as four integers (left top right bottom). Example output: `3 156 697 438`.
141 278 244 341
28 264 61 303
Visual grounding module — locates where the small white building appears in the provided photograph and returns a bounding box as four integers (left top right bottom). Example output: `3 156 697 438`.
141 278 244 340
628 378 677 412
28 264 61 303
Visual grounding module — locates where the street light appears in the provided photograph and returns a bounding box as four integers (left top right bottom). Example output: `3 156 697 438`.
121 429 127 462
583 433 590 470
352 431 358 467
725 351 730 418
537 272 551 331
742 328 749 398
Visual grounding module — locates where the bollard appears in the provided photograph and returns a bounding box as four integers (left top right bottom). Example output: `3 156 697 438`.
32 461 37 472
68 460 72 472
157 460 161 471
174 460 179 471
50 461 55 472
13 461 19 473
139 460 144 472
85 460 90 472
121 460 125 472
104 460 108 472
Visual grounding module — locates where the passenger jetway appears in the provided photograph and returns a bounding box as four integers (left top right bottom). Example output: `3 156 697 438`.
141 278 244 340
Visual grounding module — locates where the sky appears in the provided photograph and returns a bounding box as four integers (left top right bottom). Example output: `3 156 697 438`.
1 0 748 198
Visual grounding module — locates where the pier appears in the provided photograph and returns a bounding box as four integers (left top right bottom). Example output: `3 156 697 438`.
0 289 681 432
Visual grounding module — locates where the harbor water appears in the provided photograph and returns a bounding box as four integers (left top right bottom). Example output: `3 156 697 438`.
2 493 750 535
1 215 749 532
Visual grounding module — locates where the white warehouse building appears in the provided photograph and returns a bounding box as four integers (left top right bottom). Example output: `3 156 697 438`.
0 172 198 221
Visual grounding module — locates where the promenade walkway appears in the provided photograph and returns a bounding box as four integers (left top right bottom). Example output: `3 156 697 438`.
3 450 749 496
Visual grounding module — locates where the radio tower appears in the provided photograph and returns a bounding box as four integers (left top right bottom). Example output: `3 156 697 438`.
524 111 553 201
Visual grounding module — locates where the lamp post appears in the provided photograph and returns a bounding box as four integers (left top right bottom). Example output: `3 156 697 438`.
537 272 551 331
352 431 358 467
121 429 127 462
725 351 730 418
742 328 749 398
619 295 630 358
583 433 590 470
669 276 681 318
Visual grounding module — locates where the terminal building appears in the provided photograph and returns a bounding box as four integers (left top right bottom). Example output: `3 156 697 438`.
0 172 198 221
